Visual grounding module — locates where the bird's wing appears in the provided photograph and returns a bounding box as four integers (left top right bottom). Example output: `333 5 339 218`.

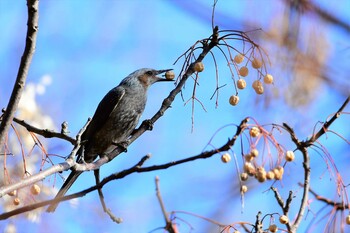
83 86 126 140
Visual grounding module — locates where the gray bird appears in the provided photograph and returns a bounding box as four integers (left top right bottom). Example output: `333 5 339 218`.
46 68 172 212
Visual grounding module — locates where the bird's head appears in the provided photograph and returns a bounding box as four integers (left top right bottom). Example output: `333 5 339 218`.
124 68 173 89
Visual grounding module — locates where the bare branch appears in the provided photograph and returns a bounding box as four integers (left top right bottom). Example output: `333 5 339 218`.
309 96 350 143
0 118 90 197
305 183 346 211
0 118 247 219
5 110 76 144
0 0 39 147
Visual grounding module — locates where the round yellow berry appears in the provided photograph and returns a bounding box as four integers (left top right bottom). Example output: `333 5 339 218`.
250 148 259 158
165 70 175 80
274 166 284 180
241 172 249 181
194 62 204 72
266 171 275 180
239 66 249 77
256 166 267 183
251 57 262 69
13 197 20 206
346 215 350 225
221 153 231 163
279 215 289 224
8 190 17 197
268 224 278 232
285 150 295 162
234 54 244 64
229 95 239 106
237 79 246 89
249 126 260 138
244 162 256 176
241 185 248 193
245 154 253 162
264 74 273 84
252 80 264 95
30 184 41 195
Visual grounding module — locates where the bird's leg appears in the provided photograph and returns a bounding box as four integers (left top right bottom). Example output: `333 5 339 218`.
79 144 87 164
142 119 154 131
112 140 130 152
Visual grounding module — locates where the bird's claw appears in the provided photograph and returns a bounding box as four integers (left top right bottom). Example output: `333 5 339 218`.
113 140 130 152
143 119 153 131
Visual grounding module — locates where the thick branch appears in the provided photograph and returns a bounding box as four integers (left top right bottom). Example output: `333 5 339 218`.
0 117 247 219
0 0 39 148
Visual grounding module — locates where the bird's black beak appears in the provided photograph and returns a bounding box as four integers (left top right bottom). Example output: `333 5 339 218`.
156 69 174 82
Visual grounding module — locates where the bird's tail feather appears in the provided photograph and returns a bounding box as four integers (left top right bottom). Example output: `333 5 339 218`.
46 171 83 212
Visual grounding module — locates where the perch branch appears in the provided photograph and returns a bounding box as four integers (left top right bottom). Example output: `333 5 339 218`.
0 117 247 219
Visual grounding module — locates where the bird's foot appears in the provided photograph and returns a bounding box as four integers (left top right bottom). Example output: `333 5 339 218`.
112 140 130 152
143 119 153 131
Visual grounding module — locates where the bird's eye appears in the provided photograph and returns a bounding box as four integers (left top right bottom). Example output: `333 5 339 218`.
146 70 153 76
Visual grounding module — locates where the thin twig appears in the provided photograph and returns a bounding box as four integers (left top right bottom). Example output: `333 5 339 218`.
6 111 76 144
95 169 122 223
301 182 346 210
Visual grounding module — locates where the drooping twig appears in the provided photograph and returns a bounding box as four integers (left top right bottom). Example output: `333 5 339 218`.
94 169 122 223
0 0 39 148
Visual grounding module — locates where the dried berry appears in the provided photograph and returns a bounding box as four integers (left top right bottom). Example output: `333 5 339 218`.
229 95 239 106
285 150 295 162
194 62 204 72
251 57 262 69
264 74 273 84
239 66 249 77
234 54 244 64
31 184 41 195
221 153 231 163
165 70 175 80
237 79 246 89
279 215 289 224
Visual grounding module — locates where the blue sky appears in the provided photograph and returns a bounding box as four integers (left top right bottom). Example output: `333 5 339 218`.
1 1 350 232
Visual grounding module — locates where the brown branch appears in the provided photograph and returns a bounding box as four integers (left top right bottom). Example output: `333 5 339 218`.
0 118 90 197
5 111 76 145
283 123 309 233
309 96 350 143
305 183 346 211
0 117 247 219
0 0 39 148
